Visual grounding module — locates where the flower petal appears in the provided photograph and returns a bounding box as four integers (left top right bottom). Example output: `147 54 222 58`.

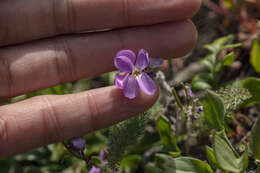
188 88 195 99
196 106 203 113
123 75 139 99
114 56 134 72
89 166 101 173
70 137 86 151
137 73 157 95
116 49 136 64
135 49 149 70
114 73 128 89
149 58 164 68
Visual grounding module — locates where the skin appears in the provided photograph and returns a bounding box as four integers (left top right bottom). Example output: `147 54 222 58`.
0 0 201 157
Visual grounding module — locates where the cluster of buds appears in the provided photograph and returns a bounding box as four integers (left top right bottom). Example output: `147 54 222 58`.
65 137 107 173
172 83 203 121
64 137 86 159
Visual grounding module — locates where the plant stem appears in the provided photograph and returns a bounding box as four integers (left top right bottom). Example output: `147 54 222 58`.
172 87 184 111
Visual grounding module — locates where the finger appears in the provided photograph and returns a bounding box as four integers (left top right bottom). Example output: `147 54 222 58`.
0 86 158 157
0 20 197 99
0 0 201 46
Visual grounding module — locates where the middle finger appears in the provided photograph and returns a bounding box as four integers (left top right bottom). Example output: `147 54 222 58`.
0 21 197 99
0 0 201 46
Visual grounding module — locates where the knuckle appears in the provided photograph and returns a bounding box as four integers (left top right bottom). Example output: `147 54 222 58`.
51 0 73 34
64 0 77 33
121 0 130 26
37 96 62 144
0 116 9 149
0 53 13 98
83 93 100 131
52 38 77 83
0 13 9 46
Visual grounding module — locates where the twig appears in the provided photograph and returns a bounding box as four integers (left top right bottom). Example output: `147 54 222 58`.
171 62 207 86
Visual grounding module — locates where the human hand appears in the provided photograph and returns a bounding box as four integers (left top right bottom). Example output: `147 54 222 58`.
0 0 201 157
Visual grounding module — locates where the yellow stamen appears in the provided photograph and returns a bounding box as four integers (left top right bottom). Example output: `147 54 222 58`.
132 69 141 77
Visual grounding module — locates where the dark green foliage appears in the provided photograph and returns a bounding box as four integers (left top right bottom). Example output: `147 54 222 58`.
205 146 218 169
213 134 248 172
107 105 161 171
157 115 180 154
250 119 260 160
150 154 213 173
192 35 241 90
241 77 260 104
202 90 225 131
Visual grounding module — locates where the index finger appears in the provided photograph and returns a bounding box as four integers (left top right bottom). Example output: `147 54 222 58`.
0 0 201 46
0 86 158 157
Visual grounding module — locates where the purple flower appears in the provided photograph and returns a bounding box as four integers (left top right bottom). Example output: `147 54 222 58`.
69 137 86 152
188 88 195 99
185 109 193 117
89 166 102 173
185 109 198 121
99 149 106 167
190 114 198 121
114 49 163 99
196 106 203 113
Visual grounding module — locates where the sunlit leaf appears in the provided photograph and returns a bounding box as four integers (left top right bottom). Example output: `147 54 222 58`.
203 91 225 131
222 52 235 66
201 54 217 72
121 155 141 173
203 35 233 54
216 131 239 157
250 40 260 73
205 146 218 169
157 116 180 153
155 154 213 173
192 73 215 90
222 43 242 50
241 77 260 103
214 135 248 172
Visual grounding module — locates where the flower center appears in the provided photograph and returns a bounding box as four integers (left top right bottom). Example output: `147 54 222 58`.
132 69 141 77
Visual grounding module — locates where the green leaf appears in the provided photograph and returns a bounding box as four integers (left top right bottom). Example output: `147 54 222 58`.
169 152 181 158
203 35 233 54
223 52 235 66
216 131 239 157
121 155 141 173
250 119 260 160
214 62 223 73
238 152 249 173
91 156 102 166
241 77 260 103
201 54 217 72
214 135 248 172
155 154 213 173
202 91 225 131
222 43 242 50
214 52 235 73
250 40 260 73
157 115 180 153
107 110 153 170
205 146 218 169
145 165 164 173
192 73 215 90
